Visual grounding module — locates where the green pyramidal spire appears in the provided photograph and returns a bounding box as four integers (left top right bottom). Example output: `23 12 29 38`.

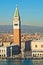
14 5 19 17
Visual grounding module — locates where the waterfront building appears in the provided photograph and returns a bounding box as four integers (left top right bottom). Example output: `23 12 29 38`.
13 5 21 48
21 42 25 58
12 45 21 55
21 42 25 50
25 40 31 51
0 46 10 58
31 38 43 57
0 45 21 58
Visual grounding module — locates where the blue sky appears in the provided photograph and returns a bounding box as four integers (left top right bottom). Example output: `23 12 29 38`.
0 0 43 26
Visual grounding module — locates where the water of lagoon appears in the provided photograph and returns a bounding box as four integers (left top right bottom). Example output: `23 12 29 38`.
0 59 43 65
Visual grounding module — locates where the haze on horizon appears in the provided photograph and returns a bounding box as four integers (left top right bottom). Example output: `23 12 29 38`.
0 0 43 26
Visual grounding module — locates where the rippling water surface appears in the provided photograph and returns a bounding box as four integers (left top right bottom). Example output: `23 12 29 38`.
0 59 43 65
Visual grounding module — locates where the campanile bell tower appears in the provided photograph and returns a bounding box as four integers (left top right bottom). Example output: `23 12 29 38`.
13 5 21 48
